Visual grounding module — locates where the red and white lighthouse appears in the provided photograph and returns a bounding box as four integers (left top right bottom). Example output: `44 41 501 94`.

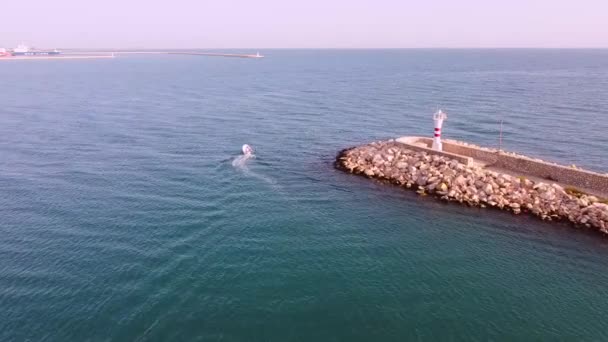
432 109 447 151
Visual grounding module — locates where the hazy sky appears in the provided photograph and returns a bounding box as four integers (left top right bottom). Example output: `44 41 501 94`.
3 0 607 48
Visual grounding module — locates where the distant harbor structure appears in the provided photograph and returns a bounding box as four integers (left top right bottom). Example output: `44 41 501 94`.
11 43 61 56
167 51 264 58
0 43 264 61
336 110 608 235
0 43 114 60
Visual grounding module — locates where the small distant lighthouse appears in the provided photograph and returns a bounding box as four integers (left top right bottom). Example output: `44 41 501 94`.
432 109 448 151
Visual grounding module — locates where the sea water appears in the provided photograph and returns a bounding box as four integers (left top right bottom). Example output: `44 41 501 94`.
1 49 608 341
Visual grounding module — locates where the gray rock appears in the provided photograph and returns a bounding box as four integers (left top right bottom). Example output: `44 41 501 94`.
484 183 493 195
416 176 428 186
454 175 467 187
396 162 409 169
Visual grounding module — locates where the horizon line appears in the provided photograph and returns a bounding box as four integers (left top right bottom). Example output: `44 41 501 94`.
56 47 608 50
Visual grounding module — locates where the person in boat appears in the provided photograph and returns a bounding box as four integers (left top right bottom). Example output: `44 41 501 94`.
242 144 254 156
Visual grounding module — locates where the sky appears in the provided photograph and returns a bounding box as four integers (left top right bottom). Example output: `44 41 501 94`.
2 0 607 49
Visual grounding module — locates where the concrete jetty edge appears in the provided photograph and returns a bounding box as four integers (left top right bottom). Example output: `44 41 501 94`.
397 136 608 196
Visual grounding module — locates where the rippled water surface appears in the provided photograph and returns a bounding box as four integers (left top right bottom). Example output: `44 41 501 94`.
2 50 608 341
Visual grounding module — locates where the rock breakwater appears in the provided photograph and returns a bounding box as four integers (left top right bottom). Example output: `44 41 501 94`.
336 140 608 234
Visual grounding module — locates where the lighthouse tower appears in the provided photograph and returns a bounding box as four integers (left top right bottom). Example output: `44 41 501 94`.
432 109 448 151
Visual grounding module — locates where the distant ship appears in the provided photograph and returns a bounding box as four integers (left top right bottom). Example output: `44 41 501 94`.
10 44 61 56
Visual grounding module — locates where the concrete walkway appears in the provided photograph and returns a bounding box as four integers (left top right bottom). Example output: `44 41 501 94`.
396 136 608 199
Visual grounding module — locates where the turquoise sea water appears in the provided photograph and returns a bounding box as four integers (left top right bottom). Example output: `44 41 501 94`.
1 50 608 341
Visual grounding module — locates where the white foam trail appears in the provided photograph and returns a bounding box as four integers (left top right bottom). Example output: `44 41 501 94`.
232 155 253 168
232 155 280 189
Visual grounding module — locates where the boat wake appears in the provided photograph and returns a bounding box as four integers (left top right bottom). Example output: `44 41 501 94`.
231 154 254 169
231 150 280 190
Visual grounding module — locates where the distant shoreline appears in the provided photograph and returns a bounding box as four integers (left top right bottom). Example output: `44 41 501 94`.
0 50 263 60
0 55 115 61
56 47 608 51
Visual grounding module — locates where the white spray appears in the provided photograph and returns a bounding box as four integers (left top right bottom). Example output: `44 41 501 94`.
232 144 279 189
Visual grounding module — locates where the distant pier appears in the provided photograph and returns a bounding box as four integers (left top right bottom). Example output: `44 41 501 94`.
0 54 115 61
64 50 264 58
0 50 264 61
167 52 264 58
